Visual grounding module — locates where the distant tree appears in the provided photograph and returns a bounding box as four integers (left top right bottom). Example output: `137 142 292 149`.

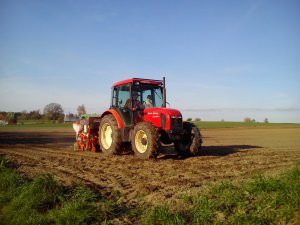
244 117 252 123
264 118 269 124
77 104 86 117
18 110 28 120
221 119 225 122
64 112 79 123
43 103 64 121
58 114 65 123
66 112 76 118
29 110 42 120
0 112 6 121
186 118 193 122
195 118 201 122
6 112 17 124
244 117 257 123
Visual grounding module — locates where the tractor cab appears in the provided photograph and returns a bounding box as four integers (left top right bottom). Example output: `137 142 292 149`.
98 77 202 159
111 78 164 126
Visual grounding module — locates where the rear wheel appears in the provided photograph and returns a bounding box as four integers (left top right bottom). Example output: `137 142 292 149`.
99 114 122 155
131 122 159 159
174 122 202 157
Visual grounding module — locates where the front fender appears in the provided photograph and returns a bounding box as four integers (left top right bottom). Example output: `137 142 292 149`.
100 109 124 128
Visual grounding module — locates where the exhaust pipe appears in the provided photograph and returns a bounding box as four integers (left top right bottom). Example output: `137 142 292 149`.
162 77 166 108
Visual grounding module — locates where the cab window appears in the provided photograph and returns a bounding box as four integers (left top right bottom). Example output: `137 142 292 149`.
112 84 130 108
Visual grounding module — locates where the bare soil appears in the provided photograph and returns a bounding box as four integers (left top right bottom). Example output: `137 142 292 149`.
0 127 299 206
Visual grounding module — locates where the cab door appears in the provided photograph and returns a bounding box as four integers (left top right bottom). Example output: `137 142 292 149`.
111 84 133 126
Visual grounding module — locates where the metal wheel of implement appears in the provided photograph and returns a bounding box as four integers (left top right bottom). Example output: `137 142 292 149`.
73 143 79 151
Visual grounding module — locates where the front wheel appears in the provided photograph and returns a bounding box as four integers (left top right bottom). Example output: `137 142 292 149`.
99 114 122 155
174 122 202 157
131 122 159 159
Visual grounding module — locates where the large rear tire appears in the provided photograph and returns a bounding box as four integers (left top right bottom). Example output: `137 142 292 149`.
99 114 122 155
174 122 202 157
131 122 159 159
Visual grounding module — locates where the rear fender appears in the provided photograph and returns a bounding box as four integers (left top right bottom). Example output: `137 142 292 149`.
100 109 124 128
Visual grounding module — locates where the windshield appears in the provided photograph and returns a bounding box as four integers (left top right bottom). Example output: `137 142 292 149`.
111 84 163 109
133 84 163 108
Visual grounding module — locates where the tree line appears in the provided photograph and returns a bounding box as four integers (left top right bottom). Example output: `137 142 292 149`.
0 103 86 124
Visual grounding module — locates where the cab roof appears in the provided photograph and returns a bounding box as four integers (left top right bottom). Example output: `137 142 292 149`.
112 78 163 87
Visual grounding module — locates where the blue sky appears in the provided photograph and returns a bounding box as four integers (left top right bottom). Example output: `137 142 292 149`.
0 0 299 122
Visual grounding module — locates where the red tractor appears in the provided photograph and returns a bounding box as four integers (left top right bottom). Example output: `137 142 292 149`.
98 77 202 159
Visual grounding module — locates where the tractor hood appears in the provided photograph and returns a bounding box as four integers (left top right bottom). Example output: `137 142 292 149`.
143 107 182 118
143 107 183 130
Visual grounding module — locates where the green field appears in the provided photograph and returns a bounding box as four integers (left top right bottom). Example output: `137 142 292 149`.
1 120 299 131
194 121 300 129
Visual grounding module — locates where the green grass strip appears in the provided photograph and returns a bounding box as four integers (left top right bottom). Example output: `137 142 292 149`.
0 156 135 225
141 168 300 225
1 156 299 225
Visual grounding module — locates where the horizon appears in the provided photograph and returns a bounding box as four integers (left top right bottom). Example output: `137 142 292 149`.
1 104 299 124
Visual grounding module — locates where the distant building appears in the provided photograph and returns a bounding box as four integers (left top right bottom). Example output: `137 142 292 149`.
0 120 8 126
64 115 79 123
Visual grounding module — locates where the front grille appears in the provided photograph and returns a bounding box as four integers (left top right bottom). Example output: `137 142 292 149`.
170 118 182 130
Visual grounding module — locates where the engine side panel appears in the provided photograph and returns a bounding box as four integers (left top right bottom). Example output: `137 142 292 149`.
143 108 182 131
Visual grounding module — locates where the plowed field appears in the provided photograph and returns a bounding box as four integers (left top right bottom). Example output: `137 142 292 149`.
0 127 299 206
